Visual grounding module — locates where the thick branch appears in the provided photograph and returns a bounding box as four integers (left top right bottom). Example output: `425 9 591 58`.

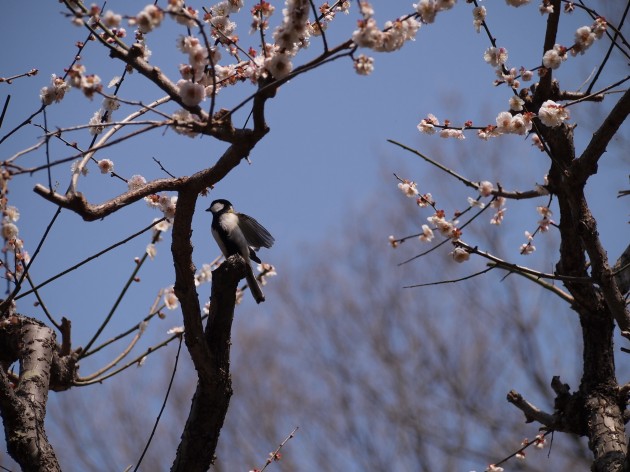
0 315 60 471
537 0 562 97
614 243 630 295
34 177 183 221
171 255 245 472
576 87 630 181
506 390 555 426
33 126 265 221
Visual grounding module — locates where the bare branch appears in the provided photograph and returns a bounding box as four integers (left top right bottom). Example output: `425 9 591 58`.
576 86 630 180
507 390 555 426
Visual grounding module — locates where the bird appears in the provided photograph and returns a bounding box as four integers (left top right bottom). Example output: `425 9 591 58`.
206 199 275 304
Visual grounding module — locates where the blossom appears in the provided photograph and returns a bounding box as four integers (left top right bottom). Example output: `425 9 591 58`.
592 17 607 39
171 109 200 138
264 52 293 79
485 465 504 472
208 15 237 40
495 67 520 89
71 160 89 176
79 74 102 99
195 264 213 286
97 159 114 174
495 111 532 135
520 231 536 254
167 1 198 28
537 206 554 231
352 14 419 52
353 55 374 75
4 206 20 222
520 242 536 254
573 26 595 54
531 134 545 150
450 247 470 263
538 100 569 127
128 174 147 191
509 96 524 112
102 10 122 28
176 35 201 54
520 68 533 81
40 74 71 105
542 44 567 69
164 286 180 310
439 128 465 139
167 326 185 335
388 235 399 248
359 1 374 17
414 1 436 24
495 111 513 133
102 97 120 111
257 262 277 286
505 0 529 6
467 197 485 209
132 5 164 33
178 80 206 107
510 113 533 135
272 0 310 55
483 47 508 67
478 181 494 197
146 243 157 260
398 180 418 197
352 18 381 49
417 114 439 134
472 6 486 32
418 224 434 242
257 262 277 276
417 193 434 207
88 110 108 136
477 126 500 140
427 214 459 238
2 222 18 240
154 218 172 233
490 208 506 225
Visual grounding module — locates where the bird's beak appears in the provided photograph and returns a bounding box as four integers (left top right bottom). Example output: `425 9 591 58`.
205 207 211 212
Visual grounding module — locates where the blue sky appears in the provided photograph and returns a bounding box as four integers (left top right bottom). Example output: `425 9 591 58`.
1 0 627 388
0 1 628 469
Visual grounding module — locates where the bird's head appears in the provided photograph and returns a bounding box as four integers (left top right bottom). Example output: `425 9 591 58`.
207 199 233 215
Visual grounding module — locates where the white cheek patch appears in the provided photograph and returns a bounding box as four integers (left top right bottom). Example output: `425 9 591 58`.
220 212 239 231
211 202 225 213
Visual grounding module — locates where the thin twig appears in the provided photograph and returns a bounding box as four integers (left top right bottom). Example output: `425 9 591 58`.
457 241 592 283
259 427 300 472
83 293 164 358
133 336 183 472
487 262 574 304
73 330 184 385
24 272 62 331
0 68 38 84
16 218 165 300
80 228 164 357
404 266 494 288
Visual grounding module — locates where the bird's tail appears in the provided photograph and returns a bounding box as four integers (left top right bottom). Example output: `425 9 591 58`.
246 264 265 304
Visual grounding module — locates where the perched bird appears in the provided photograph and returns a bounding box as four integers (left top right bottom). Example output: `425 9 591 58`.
207 199 275 303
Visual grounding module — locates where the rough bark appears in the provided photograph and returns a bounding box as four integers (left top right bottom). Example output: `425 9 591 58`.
0 315 60 471
170 255 244 472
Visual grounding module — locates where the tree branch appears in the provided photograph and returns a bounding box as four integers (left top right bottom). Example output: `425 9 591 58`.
0 314 63 470
576 87 630 181
171 255 246 472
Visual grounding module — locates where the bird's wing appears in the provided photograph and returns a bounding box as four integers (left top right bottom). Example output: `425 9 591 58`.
238 213 275 249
